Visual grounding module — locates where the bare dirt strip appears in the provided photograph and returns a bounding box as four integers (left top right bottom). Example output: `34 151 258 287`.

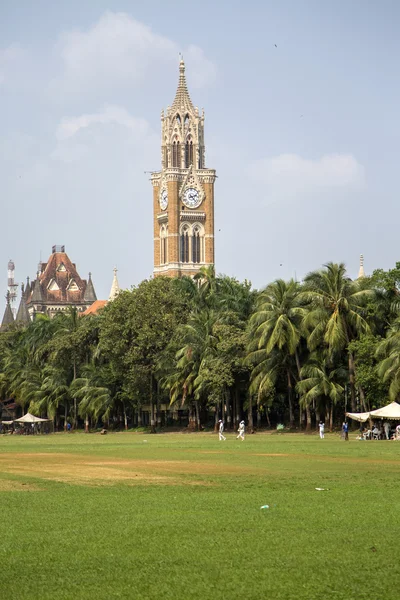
0 453 262 487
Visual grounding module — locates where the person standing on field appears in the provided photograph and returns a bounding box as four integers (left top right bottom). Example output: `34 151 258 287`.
319 421 325 439
237 420 245 441
218 419 226 441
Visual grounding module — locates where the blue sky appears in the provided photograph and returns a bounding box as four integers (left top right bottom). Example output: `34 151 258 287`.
1 1 399 314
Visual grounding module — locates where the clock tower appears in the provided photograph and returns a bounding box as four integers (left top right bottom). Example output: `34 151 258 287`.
151 59 216 277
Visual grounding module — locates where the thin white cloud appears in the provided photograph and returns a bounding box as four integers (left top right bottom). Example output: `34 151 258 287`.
0 44 24 86
56 105 150 140
53 12 216 96
248 153 365 200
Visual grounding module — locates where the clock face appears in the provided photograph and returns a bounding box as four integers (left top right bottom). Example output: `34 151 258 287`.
183 187 200 209
160 189 168 211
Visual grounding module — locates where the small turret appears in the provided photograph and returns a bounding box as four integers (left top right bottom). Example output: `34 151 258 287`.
16 283 30 324
109 267 120 301
1 291 15 329
84 272 97 303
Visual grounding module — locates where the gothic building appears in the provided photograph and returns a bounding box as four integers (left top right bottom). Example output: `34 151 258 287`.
18 245 97 321
151 59 216 277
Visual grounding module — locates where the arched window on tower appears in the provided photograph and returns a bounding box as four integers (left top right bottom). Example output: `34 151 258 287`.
185 137 194 168
176 114 181 125
180 225 190 263
184 114 190 128
192 224 204 264
160 225 168 265
172 141 181 168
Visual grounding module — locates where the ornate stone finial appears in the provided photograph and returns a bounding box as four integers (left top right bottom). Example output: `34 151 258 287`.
170 56 195 115
21 282 25 294
358 254 365 279
5 290 11 304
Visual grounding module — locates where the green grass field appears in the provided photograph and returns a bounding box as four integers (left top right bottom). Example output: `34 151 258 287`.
0 431 399 600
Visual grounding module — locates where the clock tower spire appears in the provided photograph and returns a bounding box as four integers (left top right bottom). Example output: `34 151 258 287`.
151 59 216 278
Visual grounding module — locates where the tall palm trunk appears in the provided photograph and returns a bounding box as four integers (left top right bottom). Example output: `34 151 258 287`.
235 383 240 428
287 369 294 427
149 374 156 433
329 400 333 432
359 387 368 412
256 395 261 429
214 404 219 432
195 400 201 431
348 351 357 411
123 403 128 431
247 395 254 433
73 358 77 429
305 404 312 432
226 390 231 430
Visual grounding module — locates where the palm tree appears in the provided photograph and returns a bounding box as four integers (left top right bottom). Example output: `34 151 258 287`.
302 263 373 411
248 279 306 427
297 357 346 431
29 365 71 427
376 319 400 400
161 309 220 430
71 364 112 431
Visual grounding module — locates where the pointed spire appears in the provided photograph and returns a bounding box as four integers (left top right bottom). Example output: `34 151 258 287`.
31 272 44 303
84 272 97 303
1 291 14 329
170 58 195 115
109 267 120 301
16 283 30 324
358 254 365 279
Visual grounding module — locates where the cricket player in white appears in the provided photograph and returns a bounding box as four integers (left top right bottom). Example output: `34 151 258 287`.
237 420 245 441
218 420 226 441
319 421 325 439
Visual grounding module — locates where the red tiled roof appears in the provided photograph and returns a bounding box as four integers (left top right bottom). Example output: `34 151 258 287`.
81 300 107 316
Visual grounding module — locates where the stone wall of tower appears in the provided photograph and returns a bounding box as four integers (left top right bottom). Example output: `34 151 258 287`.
167 178 180 265
203 181 215 265
153 182 161 268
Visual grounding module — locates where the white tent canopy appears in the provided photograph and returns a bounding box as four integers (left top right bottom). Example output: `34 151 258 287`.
346 401 400 423
369 402 400 419
14 413 51 423
345 411 370 423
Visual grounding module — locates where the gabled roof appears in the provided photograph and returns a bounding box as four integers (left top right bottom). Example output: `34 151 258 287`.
26 248 90 306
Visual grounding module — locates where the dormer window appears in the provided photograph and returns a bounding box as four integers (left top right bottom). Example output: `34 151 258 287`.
67 280 79 292
47 279 60 291
57 263 66 272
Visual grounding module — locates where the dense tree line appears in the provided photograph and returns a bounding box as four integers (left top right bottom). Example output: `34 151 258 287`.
1 262 400 432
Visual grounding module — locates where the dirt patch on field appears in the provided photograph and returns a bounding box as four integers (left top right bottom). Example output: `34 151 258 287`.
0 454 234 486
0 479 41 492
